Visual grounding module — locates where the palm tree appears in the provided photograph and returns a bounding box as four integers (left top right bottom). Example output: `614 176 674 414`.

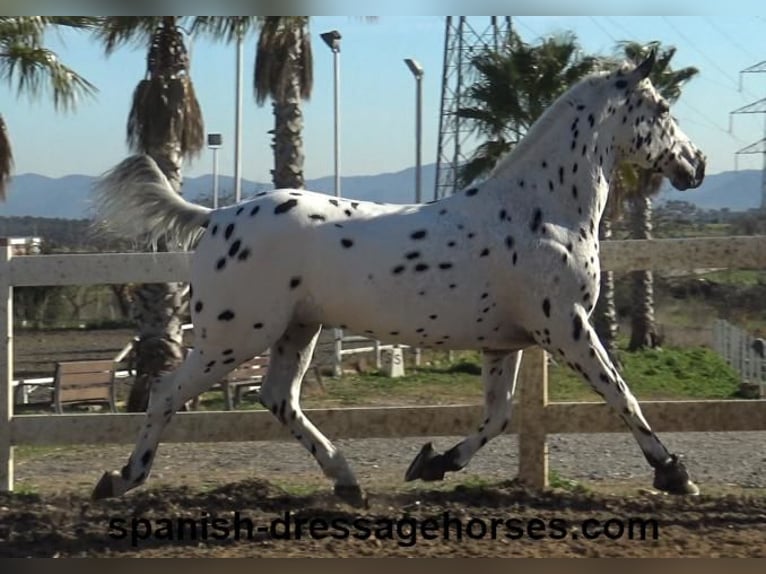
97 17 205 410
193 16 312 190
617 42 698 350
456 30 598 186
0 16 97 200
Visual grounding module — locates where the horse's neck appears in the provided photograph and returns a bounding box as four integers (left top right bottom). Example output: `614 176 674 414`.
487 106 619 232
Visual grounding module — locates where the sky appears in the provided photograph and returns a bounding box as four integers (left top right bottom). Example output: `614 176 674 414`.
1 13 766 196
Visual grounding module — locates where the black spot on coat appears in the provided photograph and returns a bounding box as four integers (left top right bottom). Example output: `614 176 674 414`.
218 310 235 321
275 199 298 214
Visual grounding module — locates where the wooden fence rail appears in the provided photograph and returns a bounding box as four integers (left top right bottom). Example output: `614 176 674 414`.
3 236 766 492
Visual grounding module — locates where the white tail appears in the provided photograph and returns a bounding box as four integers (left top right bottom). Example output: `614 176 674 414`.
92 155 211 249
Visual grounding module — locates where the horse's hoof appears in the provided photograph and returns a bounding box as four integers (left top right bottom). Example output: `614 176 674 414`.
404 442 449 482
92 471 120 500
653 454 700 495
334 484 368 509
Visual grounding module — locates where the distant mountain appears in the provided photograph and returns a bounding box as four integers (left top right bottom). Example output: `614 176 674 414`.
1 165 438 219
0 165 761 219
655 169 762 211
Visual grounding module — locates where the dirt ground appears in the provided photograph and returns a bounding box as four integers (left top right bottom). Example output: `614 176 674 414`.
5 328 766 557
1 476 765 557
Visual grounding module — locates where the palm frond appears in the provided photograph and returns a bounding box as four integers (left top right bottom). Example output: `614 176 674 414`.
457 29 596 184
97 16 166 54
254 16 312 105
189 16 260 43
0 43 97 111
127 76 204 157
460 139 513 187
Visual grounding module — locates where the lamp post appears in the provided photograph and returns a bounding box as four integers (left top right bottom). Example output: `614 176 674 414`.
234 26 244 204
404 58 424 204
207 133 222 209
321 30 342 199
405 59 425 368
321 30 343 376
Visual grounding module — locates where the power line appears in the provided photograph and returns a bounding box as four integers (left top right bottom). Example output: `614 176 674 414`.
588 16 617 44
676 100 749 145
702 16 760 62
601 16 635 43
660 16 759 100
513 17 541 40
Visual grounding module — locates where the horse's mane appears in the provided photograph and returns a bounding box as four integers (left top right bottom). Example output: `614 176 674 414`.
486 66 619 182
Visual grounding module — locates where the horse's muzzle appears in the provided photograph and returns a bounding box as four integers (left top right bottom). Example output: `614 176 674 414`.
671 149 706 191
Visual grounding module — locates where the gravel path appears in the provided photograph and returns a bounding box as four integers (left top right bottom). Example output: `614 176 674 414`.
15 431 766 494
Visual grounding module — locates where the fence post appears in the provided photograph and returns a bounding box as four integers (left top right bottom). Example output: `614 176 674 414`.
333 328 343 377
517 346 548 490
0 240 14 491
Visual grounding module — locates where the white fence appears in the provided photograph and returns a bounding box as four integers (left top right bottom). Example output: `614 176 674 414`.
712 319 766 396
3 236 766 492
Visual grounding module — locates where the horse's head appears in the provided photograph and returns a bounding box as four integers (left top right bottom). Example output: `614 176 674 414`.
609 50 706 191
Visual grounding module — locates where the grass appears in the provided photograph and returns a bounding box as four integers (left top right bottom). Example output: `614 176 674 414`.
192 345 741 411
699 269 766 287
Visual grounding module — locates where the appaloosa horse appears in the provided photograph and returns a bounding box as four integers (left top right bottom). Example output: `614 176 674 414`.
91 50 706 506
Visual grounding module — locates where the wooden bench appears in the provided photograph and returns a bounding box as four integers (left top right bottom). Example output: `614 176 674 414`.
189 353 271 411
221 354 270 410
53 360 117 414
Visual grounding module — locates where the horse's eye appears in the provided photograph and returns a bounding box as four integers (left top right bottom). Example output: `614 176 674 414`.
657 101 670 115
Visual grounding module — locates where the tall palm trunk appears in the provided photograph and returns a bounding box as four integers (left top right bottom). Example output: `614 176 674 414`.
628 172 659 351
125 20 197 411
594 214 621 367
128 282 186 411
271 95 305 189
269 26 306 190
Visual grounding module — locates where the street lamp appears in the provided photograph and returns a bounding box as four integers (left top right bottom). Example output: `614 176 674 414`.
405 58 425 367
321 30 342 199
207 133 223 209
234 25 244 204
404 58 424 204
321 30 343 376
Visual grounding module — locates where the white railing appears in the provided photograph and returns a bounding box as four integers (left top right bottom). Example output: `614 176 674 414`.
712 319 766 396
3 236 766 492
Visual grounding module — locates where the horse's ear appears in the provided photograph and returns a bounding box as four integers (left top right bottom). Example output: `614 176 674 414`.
633 47 657 81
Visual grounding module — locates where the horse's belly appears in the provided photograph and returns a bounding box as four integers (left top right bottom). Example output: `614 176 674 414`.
307 274 533 351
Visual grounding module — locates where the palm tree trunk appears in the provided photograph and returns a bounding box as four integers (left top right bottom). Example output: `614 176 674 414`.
593 214 621 368
270 31 305 190
271 97 305 189
128 281 186 411
628 182 659 351
126 146 187 412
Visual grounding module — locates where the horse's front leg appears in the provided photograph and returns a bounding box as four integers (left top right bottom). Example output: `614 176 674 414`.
405 350 522 481
538 303 698 494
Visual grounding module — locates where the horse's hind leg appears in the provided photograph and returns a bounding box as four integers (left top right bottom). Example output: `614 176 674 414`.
92 347 244 499
258 322 365 507
405 350 522 482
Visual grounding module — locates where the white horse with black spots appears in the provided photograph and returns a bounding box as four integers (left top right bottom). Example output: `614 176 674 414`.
91 50 706 506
